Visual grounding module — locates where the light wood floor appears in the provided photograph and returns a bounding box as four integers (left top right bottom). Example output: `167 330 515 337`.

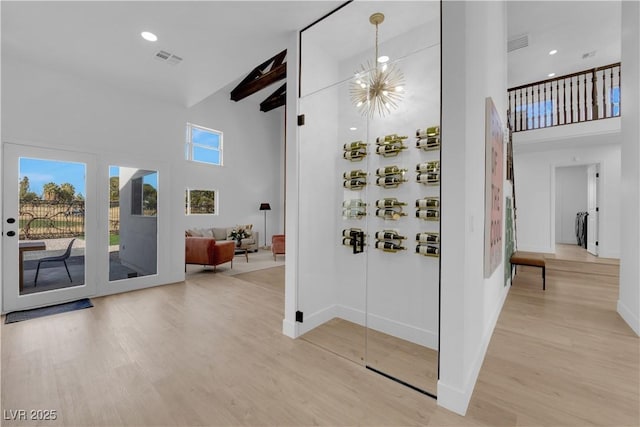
2 262 638 426
301 318 438 395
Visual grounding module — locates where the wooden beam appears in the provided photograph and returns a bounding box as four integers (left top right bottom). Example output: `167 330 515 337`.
230 50 287 102
260 83 286 112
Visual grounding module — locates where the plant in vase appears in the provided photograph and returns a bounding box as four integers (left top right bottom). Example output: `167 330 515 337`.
228 226 250 246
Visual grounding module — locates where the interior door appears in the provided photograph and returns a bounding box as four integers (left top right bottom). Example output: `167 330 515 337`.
2 143 97 312
586 164 598 255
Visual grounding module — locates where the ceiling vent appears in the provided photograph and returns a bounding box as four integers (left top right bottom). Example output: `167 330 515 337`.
582 50 597 59
154 50 183 65
507 34 529 53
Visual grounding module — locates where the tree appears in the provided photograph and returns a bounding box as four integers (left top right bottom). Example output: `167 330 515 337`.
109 176 120 202
42 182 61 201
19 176 39 201
59 183 76 202
143 183 157 213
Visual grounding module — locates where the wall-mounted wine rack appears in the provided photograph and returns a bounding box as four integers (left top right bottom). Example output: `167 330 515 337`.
342 228 366 254
416 161 440 185
375 164 407 189
416 232 440 257
375 134 408 157
343 140 368 162
415 126 440 151
374 229 407 253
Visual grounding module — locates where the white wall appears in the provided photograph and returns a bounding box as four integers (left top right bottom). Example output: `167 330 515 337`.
1 53 187 300
619 0 640 336
439 0 509 415
184 79 285 246
514 142 621 257
555 166 588 244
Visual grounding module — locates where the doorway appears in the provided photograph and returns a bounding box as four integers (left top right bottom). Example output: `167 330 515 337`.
2 143 97 312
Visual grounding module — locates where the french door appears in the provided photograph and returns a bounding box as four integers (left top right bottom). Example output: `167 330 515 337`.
2 143 97 312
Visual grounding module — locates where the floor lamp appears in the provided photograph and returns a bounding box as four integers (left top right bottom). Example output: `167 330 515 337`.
259 203 271 248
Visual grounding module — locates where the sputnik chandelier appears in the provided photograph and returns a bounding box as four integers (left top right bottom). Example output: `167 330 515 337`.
350 13 405 117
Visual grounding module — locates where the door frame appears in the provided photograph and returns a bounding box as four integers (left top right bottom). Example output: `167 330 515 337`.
2 142 98 312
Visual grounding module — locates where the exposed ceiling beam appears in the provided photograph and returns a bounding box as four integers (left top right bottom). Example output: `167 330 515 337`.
230 49 287 102
260 83 286 112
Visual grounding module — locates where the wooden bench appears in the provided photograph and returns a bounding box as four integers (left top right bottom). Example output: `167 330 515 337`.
510 252 546 290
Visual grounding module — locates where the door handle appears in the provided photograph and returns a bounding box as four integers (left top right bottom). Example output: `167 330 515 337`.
6 231 16 237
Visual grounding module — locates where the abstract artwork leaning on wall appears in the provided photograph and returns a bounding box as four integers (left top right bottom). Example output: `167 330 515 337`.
484 97 504 278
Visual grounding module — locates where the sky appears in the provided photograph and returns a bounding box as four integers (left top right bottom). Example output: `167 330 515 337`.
20 158 86 197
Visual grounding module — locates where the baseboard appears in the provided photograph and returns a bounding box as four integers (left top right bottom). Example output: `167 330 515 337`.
438 281 510 415
617 300 640 336
282 318 297 338
515 245 553 254
297 305 338 336
338 305 438 350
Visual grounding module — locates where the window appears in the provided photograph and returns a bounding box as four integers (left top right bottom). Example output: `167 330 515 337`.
186 123 222 165
185 189 217 215
610 86 620 117
130 170 158 216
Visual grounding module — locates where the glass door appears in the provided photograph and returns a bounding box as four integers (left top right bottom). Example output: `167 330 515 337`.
2 143 97 312
297 2 440 396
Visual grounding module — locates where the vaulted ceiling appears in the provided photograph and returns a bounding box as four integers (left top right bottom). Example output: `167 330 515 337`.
2 1 622 107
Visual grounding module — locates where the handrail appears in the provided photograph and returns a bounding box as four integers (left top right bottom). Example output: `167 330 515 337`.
508 62 621 132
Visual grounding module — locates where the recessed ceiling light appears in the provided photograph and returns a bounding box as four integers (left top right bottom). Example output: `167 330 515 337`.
549 49 558 55
141 31 158 42
548 72 556 77
349 127 357 131
377 55 389 63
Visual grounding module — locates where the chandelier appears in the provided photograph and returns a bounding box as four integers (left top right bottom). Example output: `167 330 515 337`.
350 13 405 117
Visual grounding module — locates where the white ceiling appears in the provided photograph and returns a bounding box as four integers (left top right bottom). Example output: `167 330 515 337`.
507 1 621 88
1 1 623 107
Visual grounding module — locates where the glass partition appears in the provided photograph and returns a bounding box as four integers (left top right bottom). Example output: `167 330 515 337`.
298 1 440 396
109 166 158 281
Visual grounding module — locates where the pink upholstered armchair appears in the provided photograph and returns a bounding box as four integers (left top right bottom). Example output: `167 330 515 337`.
272 235 285 261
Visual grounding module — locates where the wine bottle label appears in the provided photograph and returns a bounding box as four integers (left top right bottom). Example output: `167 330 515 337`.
343 237 355 246
416 198 440 208
376 134 408 143
375 230 407 240
343 150 366 160
416 232 440 243
416 161 440 173
416 172 440 184
416 209 440 219
375 198 407 208
376 177 406 187
375 208 403 220
375 241 406 251
343 179 366 189
343 141 366 151
343 170 367 179
416 244 440 256
415 126 440 138
416 137 441 150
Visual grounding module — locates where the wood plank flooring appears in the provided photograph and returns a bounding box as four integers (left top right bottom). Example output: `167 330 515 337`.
1 259 638 426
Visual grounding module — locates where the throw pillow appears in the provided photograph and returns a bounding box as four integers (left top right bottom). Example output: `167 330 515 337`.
212 227 227 240
188 228 203 237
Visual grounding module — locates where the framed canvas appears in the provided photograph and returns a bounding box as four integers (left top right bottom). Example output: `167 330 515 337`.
485 97 504 278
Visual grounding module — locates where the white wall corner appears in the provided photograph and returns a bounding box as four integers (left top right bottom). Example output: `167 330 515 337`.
282 319 297 338
617 300 640 337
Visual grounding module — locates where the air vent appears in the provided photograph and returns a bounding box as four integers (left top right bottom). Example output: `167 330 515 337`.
154 50 183 65
507 34 529 53
582 50 596 59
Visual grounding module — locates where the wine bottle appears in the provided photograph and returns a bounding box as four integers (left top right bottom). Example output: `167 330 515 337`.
375 208 407 220
342 237 355 246
375 230 407 240
416 198 440 208
375 198 407 208
416 161 440 173
376 144 407 157
342 228 363 238
416 209 440 220
342 208 366 219
375 241 406 252
343 199 366 208
416 244 440 256
376 176 407 188
343 179 366 190
416 232 440 244
416 172 440 184
376 134 408 143
416 136 441 151
343 170 367 180
343 150 366 161
375 165 407 176
415 126 440 139
343 141 367 151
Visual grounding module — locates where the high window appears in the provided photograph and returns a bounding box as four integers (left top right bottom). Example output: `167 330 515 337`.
186 123 222 166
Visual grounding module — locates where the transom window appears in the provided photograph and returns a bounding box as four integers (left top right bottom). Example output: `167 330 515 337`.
185 189 217 215
186 123 223 166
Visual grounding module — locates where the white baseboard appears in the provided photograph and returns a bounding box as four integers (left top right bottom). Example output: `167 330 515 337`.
438 282 510 415
297 305 338 336
617 300 640 336
282 318 297 338
515 244 553 254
